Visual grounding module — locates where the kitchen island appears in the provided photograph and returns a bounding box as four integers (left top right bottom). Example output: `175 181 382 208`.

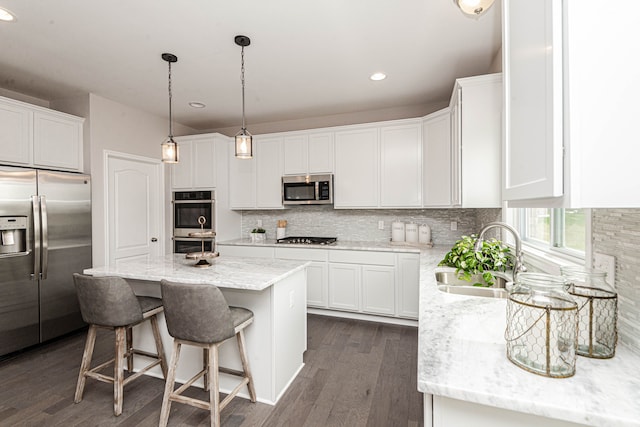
85 254 309 405
418 248 640 427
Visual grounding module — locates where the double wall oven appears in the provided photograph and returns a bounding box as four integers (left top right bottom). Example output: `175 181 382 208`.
172 190 215 254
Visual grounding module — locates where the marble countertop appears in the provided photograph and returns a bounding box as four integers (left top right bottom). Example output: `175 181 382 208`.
84 254 309 291
218 238 422 253
417 248 640 426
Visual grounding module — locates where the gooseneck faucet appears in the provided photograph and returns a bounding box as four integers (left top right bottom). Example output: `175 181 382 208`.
474 222 526 282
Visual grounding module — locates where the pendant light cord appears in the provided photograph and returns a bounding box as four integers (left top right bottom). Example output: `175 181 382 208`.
240 45 246 131
168 60 174 139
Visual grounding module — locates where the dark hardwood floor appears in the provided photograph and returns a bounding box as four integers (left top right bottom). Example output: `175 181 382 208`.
0 315 423 426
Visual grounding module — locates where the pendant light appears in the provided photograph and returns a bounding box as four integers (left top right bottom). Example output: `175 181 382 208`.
161 53 179 163
454 0 495 17
234 35 253 159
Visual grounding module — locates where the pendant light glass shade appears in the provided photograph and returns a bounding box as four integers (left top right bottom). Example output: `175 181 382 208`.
235 129 253 158
454 0 495 17
235 35 252 159
161 53 179 163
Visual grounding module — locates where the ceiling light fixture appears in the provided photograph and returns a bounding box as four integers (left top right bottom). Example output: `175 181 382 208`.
189 101 206 109
234 35 253 159
161 53 179 163
0 7 16 21
370 72 387 81
454 0 495 17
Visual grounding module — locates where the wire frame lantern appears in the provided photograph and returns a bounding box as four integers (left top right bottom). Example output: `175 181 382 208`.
234 35 253 159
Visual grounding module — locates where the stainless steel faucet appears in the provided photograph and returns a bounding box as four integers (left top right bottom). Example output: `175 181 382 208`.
474 222 526 282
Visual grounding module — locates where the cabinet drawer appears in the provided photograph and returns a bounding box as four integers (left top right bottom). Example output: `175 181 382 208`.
274 247 328 262
328 250 395 266
218 245 275 259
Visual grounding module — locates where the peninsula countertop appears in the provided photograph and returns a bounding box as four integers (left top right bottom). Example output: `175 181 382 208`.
84 254 310 291
417 248 640 427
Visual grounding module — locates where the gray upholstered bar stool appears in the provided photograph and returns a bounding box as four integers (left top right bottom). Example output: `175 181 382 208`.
159 280 256 427
73 273 168 416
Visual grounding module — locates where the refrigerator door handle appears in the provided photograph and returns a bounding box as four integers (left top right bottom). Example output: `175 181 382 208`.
40 195 49 280
31 195 41 280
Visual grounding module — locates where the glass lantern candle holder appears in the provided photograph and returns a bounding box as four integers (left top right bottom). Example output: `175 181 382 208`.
560 267 618 358
505 273 578 378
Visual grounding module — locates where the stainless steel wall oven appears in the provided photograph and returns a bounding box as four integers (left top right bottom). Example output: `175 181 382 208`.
172 190 215 253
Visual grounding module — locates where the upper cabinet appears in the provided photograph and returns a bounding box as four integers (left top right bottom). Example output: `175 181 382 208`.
229 135 283 210
422 108 452 207
380 123 422 208
450 74 502 208
503 0 640 207
171 134 225 189
283 132 333 175
0 96 84 172
334 127 379 208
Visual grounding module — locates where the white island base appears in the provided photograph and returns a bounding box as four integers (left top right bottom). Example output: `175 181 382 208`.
85 255 309 405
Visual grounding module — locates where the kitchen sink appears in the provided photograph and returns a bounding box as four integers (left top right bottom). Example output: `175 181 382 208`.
436 270 509 299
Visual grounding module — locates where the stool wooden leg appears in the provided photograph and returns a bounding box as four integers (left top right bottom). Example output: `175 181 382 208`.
126 327 133 372
237 329 256 402
150 315 168 378
74 324 97 403
203 348 209 391
159 340 181 427
208 343 221 427
114 326 126 416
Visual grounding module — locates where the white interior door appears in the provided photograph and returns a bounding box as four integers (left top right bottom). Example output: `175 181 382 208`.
106 152 163 265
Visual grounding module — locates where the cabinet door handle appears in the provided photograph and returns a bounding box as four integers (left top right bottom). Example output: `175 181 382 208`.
151 237 158 242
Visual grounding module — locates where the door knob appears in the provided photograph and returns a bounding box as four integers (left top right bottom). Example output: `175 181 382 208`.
151 237 158 242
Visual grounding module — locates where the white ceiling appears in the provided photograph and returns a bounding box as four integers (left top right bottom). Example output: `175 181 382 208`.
0 0 501 131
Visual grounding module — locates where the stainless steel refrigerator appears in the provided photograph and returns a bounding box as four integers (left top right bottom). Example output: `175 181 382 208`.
0 166 91 357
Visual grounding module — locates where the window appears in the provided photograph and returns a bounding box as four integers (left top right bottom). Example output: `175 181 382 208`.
517 208 586 259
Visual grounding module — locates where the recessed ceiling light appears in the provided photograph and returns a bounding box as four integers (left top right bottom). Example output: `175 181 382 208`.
0 7 16 22
370 72 387 81
189 102 206 108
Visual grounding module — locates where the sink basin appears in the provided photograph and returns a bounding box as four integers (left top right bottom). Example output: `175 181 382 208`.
436 270 509 299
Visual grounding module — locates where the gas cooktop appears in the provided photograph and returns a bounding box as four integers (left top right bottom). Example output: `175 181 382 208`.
276 236 337 245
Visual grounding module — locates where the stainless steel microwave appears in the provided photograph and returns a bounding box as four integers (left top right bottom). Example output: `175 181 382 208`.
282 174 333 205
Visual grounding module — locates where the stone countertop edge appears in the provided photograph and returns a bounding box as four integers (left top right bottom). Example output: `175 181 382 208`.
84 254 311 292
218 238 422 253
417 248 640 427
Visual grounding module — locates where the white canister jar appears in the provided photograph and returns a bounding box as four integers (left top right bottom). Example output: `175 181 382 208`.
391 222 405 242
419 224 431 244
405 223 419 243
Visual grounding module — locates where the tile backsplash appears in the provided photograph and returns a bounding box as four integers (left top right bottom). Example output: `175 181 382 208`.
592 209 640 356
240 206 501 247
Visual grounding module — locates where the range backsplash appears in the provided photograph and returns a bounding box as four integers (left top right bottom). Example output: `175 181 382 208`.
240 206 501 247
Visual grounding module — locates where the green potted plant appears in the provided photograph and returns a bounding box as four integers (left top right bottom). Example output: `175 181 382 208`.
250 227 266 243
438 234 513 287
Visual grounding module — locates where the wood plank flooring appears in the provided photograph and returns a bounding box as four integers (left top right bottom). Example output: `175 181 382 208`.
0 315 423 426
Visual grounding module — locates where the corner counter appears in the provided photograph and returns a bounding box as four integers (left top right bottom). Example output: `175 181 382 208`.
85 254 310 405
417 249 640 427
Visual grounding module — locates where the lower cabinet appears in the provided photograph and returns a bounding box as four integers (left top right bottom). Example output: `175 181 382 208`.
218 243 420 319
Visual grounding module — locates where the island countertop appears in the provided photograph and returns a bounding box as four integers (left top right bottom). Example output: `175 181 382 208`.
417 248 640 427
84 254 310 291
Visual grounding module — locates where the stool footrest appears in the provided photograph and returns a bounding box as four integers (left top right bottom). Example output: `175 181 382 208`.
219 366 246 377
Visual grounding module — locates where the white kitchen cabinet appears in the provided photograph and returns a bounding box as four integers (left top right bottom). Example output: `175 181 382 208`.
0 99 31 165
397 253 420 318
422 109 452 207
171 135 220 189
0 96 84 172
282 132 334 176
361 265 395 315
379 123 422 208
503 1 640 207
450 73 502 208
274 247 329 308
229 136 283 210
334 127 379 208
328 263 360 311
